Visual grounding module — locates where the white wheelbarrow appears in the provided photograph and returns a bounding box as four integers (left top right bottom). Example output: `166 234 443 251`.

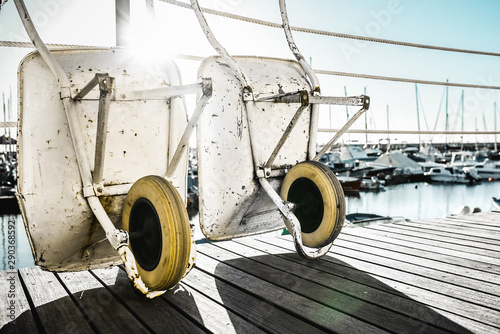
14 0 369 297
17 45 210 297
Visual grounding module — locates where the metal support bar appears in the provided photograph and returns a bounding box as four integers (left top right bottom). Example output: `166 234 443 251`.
165 78 212 179
313 106 369 161
258 178 332 259
278 0 319 94
74 74 101 100
132 82 203 100
264 91 309 170
94 183 133 197
256 91 368 108
190 0 252 92
309 95 368 108
93 74 114 186
278 0 322 160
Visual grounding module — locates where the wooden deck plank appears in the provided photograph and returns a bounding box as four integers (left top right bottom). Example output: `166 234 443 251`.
335 235 500 293
376 222 500 252
433 214 500 227
446 213 500 227
402 219 500 240
256 236 500 330
57 270 149 333
182 266 326 334
388 219 500 244
342 224 500 267
328 238 500 315
233 236 498 334
194 245 388 333
395 220 500 246
18 266 94 333
0 271 38 333
3 212 499 334
338 232 500 285
91 267 206 334
340 228 500 277
216 237 470 334
161 277 266 334
197 242 450 334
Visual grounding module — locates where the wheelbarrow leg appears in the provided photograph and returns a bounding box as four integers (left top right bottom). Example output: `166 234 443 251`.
258 178 333 259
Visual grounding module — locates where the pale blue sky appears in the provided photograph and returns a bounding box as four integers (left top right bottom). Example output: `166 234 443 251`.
1 0 499 144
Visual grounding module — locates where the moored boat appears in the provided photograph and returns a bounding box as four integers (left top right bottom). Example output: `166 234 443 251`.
469 159 500 181
336 175 362 194
493 197 500 210
424 166 469 184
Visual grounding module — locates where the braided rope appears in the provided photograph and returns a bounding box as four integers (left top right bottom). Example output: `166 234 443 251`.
314 70 500 90
318 128 500 135
0 122 17 128
0 40 108 49
173 54 500 90
3 1 500 91
159 0 500 58
2 40 499 90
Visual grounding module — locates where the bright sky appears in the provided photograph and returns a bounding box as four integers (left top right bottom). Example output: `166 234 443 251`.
1 0 500 145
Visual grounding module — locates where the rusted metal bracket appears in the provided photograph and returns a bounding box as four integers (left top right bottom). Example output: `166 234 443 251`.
256 90 369 109
94 75 113 186
73 73 115 189
73 73 114 101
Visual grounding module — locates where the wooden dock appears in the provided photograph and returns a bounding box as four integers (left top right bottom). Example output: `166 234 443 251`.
1 211 499 333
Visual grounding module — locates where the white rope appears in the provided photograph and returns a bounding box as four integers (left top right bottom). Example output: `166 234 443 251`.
314 70 500 91
0 40 108 49
2 39 498 90
0 122 17 128
318 128 500 135
189 0 251 91
171 54 500 90
159 0 500 58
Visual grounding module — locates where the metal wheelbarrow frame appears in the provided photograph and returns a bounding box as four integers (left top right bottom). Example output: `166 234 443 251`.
192 0 370 258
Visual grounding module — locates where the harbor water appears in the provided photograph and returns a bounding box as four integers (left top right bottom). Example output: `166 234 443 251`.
1 181 498 271
346 181 499 220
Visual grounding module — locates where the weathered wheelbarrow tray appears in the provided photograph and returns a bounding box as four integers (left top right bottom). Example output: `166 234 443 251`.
17 48 190 271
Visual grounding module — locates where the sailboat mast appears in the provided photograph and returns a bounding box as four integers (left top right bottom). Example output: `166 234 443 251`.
461 90 464 150
445 79 449 146
115 0 131 47
329 105 332 129
364 86 367 145
415 84 421 146
386 104 390 141
344 86 349 120
475 117 478 151
495 102 498 152
483 111 488 149
2 92 5 140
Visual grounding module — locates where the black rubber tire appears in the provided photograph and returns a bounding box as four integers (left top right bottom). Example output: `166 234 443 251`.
122 175 191 291
280 161 345 247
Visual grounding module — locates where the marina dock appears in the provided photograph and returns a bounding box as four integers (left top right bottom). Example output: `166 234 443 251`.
1 211 499 333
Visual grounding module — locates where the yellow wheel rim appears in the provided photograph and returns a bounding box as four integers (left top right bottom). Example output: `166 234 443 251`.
122 175 191 291
280 161 345 248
